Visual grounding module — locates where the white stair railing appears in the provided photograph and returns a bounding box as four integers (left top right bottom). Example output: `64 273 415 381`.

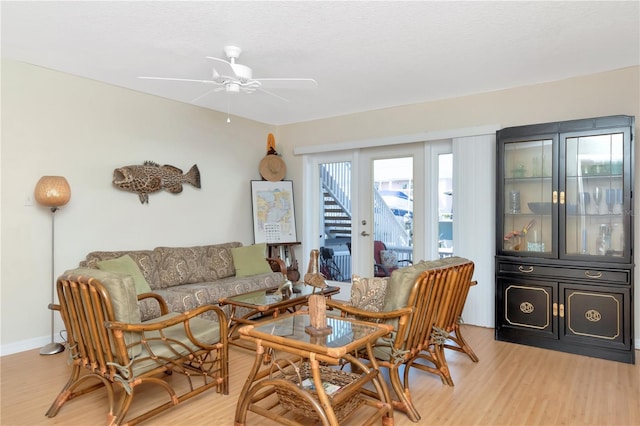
320 162 411 254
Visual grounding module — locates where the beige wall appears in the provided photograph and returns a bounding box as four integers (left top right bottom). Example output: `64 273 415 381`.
279 67 639 148
2 59 638 353
278 65 639 347
0 60 274 353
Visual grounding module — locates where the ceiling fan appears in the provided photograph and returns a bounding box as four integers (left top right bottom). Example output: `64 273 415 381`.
139 45 318 103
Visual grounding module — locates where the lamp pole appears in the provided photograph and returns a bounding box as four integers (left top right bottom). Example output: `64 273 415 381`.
40 207 64 355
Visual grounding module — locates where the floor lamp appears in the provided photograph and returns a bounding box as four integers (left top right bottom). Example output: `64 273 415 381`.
34 176 71 356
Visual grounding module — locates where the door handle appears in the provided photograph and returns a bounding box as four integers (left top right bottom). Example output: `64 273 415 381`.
361 231 370 236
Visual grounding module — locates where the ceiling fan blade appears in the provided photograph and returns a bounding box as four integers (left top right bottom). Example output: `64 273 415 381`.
206 57 237 78
257 87 290 102
139 76 221 85
190 87 221 103
256 78 318 89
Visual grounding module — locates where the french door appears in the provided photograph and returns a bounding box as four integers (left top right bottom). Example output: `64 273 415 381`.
304 141 451 283
356 146 422 276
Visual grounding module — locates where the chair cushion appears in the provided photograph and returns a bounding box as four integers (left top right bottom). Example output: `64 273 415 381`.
350 275 388 312
64 268 142 356
230 243 272 277
65 268 141 324
131 313 221 375
96 255 152 294
383 256 473 312
379 250 398 269
383 257 460 313
373 256 473 361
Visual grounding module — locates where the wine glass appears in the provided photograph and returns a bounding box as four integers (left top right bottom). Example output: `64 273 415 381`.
605 189 616 214
578 192 590 215
592 187 602 215
614 188 623 215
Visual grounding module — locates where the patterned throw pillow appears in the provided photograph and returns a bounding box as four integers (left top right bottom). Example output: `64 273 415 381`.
379 250 398 269
350 275 389 312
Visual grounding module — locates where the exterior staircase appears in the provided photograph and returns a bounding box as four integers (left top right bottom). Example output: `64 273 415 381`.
323 189 352 239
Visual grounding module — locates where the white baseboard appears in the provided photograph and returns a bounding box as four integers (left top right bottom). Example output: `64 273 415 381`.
0 335 65 356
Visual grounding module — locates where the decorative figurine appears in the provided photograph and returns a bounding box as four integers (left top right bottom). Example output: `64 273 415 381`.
304 249 327 292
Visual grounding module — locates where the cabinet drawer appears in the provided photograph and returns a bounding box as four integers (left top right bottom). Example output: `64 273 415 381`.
497 261 630 285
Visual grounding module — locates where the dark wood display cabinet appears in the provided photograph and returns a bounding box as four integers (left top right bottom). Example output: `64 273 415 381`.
495 115 635 364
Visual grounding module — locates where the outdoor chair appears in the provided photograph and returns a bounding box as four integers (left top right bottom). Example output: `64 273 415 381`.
326 257 476 422
46 268 229 426
373 240 412 277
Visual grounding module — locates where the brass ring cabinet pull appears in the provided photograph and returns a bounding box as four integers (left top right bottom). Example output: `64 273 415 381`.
585 271 603 279
518 265 534 273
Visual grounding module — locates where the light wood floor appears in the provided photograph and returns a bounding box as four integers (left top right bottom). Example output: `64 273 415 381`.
1 325 638 425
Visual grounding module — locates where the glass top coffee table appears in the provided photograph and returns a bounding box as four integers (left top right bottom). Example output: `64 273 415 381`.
234 311 394 425
219 284 340 349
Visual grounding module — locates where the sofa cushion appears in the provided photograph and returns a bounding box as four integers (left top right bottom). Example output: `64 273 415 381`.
230 243 272 277
154 243 241 288
206 242 241 279
83 250 159 289
163 271 285 320
96 255 152 294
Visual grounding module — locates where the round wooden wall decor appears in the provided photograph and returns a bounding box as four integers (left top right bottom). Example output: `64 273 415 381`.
259 154 286 181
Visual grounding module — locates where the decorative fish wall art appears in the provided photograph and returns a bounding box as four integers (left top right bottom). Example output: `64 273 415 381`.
112 161 201 204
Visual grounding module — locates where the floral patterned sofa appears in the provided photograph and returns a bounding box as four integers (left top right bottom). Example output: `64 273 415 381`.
77 242 286 321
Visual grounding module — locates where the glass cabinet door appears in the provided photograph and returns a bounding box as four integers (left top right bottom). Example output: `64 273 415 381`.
501 138 555 255
562 128 630 262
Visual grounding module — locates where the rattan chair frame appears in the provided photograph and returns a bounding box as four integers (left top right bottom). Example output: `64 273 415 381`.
326 260 477 422
409 261 477 386
45 272 229 426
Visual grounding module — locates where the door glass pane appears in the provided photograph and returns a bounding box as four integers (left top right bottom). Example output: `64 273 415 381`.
502 140 553 253
565 133 625 257
438 153 454 257
318 161 351 281
373 158 413 276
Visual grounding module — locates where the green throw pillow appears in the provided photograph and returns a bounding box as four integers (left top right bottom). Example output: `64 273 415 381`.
231 243 272 277
97 255 153 294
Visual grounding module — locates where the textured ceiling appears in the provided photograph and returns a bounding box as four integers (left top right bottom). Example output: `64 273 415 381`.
2 1 639 125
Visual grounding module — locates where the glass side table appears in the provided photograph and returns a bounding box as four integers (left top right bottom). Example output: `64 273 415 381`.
219 285 340 350
234 311 394 426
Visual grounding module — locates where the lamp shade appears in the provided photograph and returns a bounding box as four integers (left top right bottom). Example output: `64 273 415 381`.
34 176 71 208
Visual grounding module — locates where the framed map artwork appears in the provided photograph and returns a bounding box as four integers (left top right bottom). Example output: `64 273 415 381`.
250 180 297 243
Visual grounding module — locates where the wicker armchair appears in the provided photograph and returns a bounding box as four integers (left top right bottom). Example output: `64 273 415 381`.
326 257 476 422
413 258 478 384
45 268 228 426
